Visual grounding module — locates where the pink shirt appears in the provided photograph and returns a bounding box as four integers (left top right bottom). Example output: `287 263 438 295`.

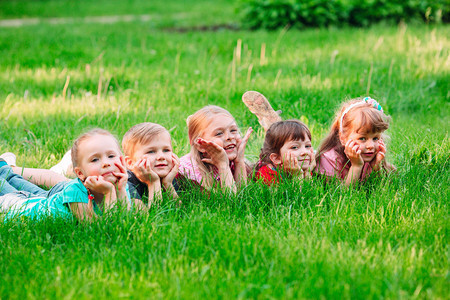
315 148 373 181
178 153 220 184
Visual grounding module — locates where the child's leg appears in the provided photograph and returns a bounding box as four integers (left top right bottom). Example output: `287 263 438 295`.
11 166 69 190
0 165 47 197
242 91 282 132
0 192 32 213
0 169 21 196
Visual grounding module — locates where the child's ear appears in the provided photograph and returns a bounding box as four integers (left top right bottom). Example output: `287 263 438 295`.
269 153 282 166
339 133 346 146
74 167 86 181
124 156 134 169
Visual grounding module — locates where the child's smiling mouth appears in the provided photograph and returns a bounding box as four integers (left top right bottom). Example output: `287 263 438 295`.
102 171 114 177
224 144 236 151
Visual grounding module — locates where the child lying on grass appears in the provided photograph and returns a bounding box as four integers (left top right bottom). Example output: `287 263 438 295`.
315 97 396 185
178 105 253 193
242 91 315 185
0 129 131 221
122 122 180 209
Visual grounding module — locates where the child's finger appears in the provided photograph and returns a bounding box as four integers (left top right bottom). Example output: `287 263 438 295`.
119 156 126 167
115 162 127 174
345 139 353 149
172 153 180 166
242 127 253 144
292 153 300 169
201 158 213 164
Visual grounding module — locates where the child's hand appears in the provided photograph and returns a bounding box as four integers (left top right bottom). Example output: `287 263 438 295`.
235 127 253 164
344 140 364 167
371 139 386 171
84 175 114 195
113 156 129 192
307 148 316 173
162 153 180 188
131 158 160 185
283 151 303 175
196 138 229 170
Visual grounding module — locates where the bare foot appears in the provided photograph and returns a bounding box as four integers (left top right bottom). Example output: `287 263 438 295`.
242 91 282 132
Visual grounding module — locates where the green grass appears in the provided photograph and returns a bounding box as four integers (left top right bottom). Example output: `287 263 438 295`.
0 0 449 298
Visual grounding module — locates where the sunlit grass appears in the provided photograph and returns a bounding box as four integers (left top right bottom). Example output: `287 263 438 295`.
0 2 448 298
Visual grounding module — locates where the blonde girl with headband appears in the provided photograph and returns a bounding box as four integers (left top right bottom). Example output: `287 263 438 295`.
0 129 131 221
316 97 395 186
178 105 253 192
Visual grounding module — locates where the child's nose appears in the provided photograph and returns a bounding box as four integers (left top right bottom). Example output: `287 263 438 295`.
300 148 309 155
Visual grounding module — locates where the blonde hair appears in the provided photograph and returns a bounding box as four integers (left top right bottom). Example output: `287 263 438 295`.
186 105 238 187
122 122 169 158
317 98 395 172
71 128 120 167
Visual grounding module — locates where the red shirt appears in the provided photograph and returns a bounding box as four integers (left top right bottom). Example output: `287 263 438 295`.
255 165 280 186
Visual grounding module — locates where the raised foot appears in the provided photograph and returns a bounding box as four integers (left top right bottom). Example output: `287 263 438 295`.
242 91 282 132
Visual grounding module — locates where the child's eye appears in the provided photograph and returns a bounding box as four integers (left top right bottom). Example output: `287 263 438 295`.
215 132 223 136
163 149 171 153
108 154 116 158
291 146 298 150
306 145 312 148
359 137 366 141
147 150 155 154
91 158 99 162
231 129 238 133
373 137 379 141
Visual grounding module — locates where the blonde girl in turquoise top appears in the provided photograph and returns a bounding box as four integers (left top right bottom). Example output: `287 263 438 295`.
0 129 131 222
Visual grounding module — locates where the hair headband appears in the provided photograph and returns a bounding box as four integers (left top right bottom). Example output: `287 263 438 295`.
339 97 383 133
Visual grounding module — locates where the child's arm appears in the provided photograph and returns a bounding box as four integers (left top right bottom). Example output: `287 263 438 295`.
283 151 304 177
234 128 253 187
12 166 69 187
130 157 163 208
112 157 130 209
370 139 386 172
195 138 235 192
343 140 364 186
161 153 180 199
69 200 96 222
67 176 119 222
303 149 316 179
84 176 117 210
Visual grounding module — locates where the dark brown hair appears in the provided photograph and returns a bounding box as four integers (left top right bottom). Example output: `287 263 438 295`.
256 120 311 171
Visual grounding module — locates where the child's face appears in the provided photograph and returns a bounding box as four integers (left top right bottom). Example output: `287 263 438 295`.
129 131 174 178
277 137 314 171
344 130 382 163
200 114 241 161
74 135 122 183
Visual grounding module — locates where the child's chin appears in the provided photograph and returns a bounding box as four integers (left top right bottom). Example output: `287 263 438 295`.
227 153 237 161
104 176 118 184
156 171 170 178
362 156 376 163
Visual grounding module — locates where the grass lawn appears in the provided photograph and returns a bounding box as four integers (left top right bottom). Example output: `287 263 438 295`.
0 0 448 298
